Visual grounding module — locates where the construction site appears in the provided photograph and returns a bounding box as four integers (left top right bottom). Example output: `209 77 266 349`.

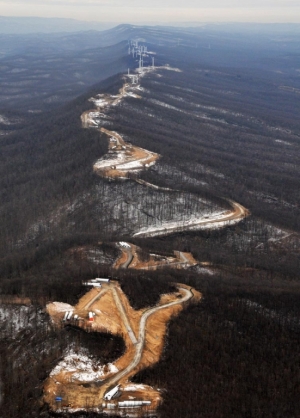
114 241 198 271
43 41 246 416
45 276 200 416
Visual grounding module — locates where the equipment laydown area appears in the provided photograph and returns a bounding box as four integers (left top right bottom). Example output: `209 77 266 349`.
45 280 201 415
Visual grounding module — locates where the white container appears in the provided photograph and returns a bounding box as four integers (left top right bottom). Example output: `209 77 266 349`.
104 385 119 400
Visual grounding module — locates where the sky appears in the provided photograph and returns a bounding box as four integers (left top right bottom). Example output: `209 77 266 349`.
0 0 300 24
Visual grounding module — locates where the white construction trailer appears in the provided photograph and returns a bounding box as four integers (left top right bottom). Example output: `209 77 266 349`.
94 278 110 283
104 385 120 400
118 400 151 408
66 311 73 320
83 281 102 287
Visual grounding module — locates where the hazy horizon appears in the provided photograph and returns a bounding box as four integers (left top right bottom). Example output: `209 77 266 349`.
0 0 300 24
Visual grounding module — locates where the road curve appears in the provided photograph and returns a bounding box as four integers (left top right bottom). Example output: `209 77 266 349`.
133 199 248 238
82 75 249 239
120 248 134 269
103 287 193 389
81 74 249 402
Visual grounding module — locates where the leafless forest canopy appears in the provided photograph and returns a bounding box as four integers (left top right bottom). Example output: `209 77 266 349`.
0 24 300 417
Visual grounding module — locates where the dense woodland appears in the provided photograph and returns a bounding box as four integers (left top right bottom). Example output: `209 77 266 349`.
0 24 300 417
133 273 300 418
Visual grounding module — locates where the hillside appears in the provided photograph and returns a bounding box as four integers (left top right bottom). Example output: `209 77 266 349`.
0 24 300 418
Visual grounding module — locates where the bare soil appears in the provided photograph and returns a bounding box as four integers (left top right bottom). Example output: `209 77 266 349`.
44 281 200 413
117 242 198 271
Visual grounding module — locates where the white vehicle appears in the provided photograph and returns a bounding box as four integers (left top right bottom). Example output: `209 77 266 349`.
118 400 151 407
104 385 120 400
66 311 73 320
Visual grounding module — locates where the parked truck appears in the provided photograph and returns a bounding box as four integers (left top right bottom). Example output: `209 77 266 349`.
104 385 120 400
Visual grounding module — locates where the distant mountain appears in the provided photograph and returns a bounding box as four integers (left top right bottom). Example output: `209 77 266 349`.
0 16 115 34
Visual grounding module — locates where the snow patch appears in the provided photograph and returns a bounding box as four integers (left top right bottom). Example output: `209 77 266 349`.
123 384 148 391
133 212 240 238
195 266 215 275
0 115 10 125
275 139 291 145
51 302 74 313
119 241 131 248
50 350 118 383
0 305 44 338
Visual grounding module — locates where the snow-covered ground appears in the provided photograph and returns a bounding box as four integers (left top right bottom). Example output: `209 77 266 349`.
123 384 149 391
150 162 209 187
50 349 118 383
51 302 74 313
91 96 109 108
14 193 89 248
133 211 238 238
94 151 128 169
160 65 182 72
149 98 185 113
93 144 157 174
0 115 11 125
84 247 116 265
275 139 291 145
194 266 215 275
0 304 44 339
91 180 225 237
241 299 300 331
119 242 131 248
94 152 150 172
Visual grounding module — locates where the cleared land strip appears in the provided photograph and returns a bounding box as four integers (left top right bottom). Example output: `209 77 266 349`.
94 128 159 176
120 248 133 269
102 287 193 389
45 69 248 415
84 288 108 310
133 200 249 238
82 75 249 236
100 127 125 146
111 287 138 345
135 178 176 192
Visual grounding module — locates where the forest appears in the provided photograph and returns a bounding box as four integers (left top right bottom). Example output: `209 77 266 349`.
0 23 300 417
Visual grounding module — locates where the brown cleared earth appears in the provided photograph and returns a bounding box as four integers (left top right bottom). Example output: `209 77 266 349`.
81 77 160 180
115 242 198 271
93 128 160 179
44 280 200 414
43 68 248 416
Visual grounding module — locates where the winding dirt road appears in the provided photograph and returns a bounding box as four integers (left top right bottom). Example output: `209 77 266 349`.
111 286 138 345
45 67 250 413
101 287 193 394
82 70 249 239
133 198 248 238
120 248 133 269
